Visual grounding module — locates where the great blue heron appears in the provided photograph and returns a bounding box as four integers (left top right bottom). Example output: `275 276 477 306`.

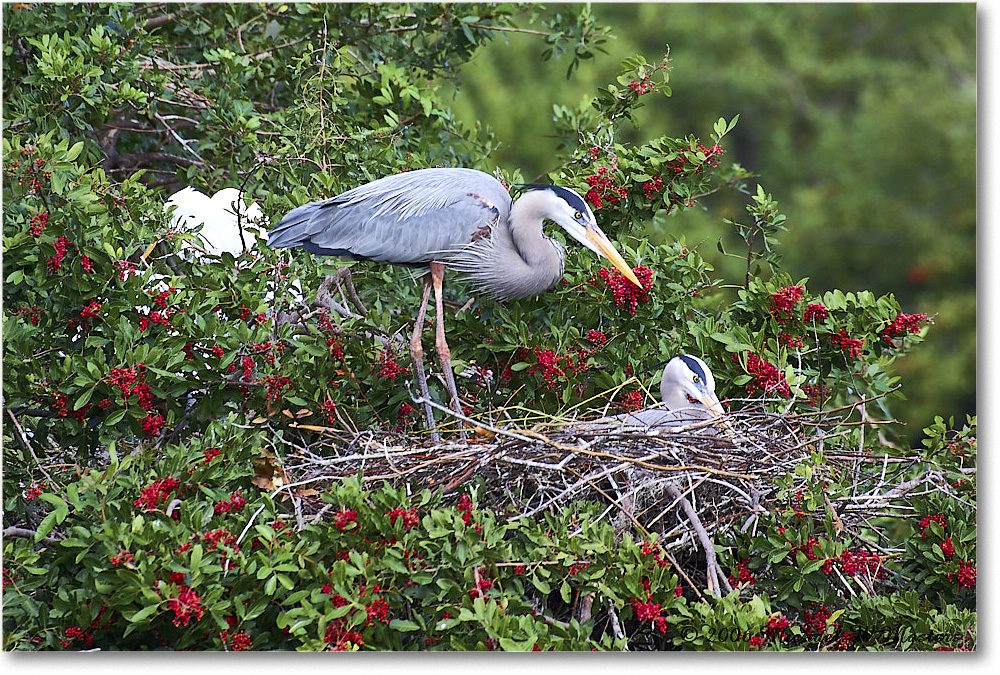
267 167 642 432
658 354 726 420
602 354 726 429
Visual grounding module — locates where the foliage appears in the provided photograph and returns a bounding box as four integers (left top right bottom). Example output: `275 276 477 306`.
2 418 976 651
2 2 975 651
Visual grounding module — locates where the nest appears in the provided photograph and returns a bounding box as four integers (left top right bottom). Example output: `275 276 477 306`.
269 396 967 596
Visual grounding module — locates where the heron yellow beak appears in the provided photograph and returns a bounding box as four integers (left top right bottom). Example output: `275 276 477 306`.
585 225 643 288
699 390 727 418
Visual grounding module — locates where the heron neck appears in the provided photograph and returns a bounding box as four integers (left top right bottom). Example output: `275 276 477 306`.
508 192 557 266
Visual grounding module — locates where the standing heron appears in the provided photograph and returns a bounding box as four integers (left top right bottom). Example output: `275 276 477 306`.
267 167 642 432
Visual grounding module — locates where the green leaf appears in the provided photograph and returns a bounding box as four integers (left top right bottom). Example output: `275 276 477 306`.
66 141 84 161
126 605 159 623
75 385 97 410
190 544 203 571
39 493 67 509
35 512 59 541
389 619 420 632
104 408 127 425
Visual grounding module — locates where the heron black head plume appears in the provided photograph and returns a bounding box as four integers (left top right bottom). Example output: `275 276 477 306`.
516 184 592 216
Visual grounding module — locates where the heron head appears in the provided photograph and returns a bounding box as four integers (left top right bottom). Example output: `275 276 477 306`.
660 354 725 417
520 185 643 289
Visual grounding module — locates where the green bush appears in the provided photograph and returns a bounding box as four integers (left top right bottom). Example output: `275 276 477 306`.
3 3 975 651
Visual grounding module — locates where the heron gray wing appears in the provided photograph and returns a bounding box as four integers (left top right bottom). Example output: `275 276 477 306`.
268 168 512 265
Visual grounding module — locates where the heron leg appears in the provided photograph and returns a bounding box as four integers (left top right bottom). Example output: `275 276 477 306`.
430 262 463 421
409 273 438 440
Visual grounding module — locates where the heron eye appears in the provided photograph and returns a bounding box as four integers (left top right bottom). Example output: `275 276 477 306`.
574 211 584 220
692 375 700 384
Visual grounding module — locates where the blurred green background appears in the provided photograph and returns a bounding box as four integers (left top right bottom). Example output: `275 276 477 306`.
444 2 976 438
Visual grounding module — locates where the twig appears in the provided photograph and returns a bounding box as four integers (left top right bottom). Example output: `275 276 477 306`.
4 526 61 546
6 410 57 489
663 483 732 597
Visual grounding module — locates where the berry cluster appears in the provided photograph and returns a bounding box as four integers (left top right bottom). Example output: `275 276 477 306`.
321 399 339 425
5 146 51 194
639 539 671 568
663 141 725 177
55 605 111 649
838 549 884 579
133 476 180 512
10 304 41 325
592 264 653 316
109 364 153 414
365 598 391 625
137 309 173 332
786 536 822 563
728 558 756 586
585 329 608 348
115 260 136 281
641 176 664 201
629 598 669 635
224 630 253 651
732 352 791 397
619 389 644 412
917 513 947 537
801 602 833 636
395 402 414 430
627 77 657 95
948 560 976 588
468 574 493 599
24 482 47 500
324 622 364 650
29 212 47 235
769 285 804 324
110 551 133 567
199 528 240 563
386 507 419 530
512 326 613 392
141 412 165 437
584 160 628 210
264 375 293 402
456 493 476 528
376 346 408 380
777 332 804 349
881 312 929 342
829 329 865 358
803 303 828 323
167 586 204 627
763 614 791 641
213 491 247 515
46 236 75 274
333 508 358 531
801 383 829 408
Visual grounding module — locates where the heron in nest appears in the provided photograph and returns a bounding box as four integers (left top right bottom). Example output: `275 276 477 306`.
610 354 727 430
